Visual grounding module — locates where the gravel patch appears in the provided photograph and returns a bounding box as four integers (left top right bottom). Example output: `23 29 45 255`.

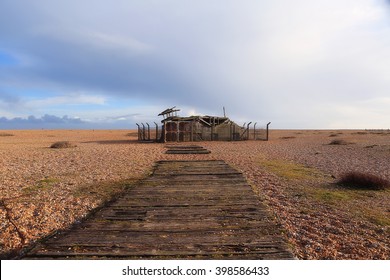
1 129 389 259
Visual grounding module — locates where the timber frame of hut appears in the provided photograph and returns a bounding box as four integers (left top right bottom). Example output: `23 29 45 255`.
136 107 270 142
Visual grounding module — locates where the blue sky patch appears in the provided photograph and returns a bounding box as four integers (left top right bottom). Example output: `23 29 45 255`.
0 51 18 66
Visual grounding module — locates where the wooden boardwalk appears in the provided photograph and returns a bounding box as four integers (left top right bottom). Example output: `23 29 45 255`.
24 160 293 259
165 145 211 154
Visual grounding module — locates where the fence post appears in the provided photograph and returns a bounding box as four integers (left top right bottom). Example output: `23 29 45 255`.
146 123 150 141
246 122 252 140
253 122 257 140
136 123 141 141
141 123 146 141
154 122 159 142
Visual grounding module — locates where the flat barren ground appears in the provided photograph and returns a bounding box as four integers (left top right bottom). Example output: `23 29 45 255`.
1 129 389 259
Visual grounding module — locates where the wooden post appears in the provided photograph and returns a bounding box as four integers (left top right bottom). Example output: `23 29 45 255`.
190 121 194 141
213 117 216 141
230 123 233 141
163 121 167 143
211 117 214 141
176 121 179 142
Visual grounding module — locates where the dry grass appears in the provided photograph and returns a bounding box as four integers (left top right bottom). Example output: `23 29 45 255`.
338 172 390 190
22 178 59 194
365 145 378 149
50 141 76 149
258 159 326 181
329 139 349 145
125 132 138 137
329 133 344 137
0 133 14 137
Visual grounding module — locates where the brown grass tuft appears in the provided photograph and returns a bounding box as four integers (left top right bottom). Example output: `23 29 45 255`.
50 141 76 149
329 139 349 145
0 133 14 137
337 171 390 190
125 132 138 137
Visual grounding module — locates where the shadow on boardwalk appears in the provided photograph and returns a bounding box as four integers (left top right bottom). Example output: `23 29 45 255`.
23 160 294 259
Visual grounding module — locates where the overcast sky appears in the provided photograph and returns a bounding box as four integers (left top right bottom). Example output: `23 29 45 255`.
1 0 390 129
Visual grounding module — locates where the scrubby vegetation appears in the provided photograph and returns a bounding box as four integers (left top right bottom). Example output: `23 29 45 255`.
50 141 76 149
329 132 343 137
0 133 14 137
329 139 349 145
338 171 390 190
258 159 325 181
280 136 296 140
125 132 138 137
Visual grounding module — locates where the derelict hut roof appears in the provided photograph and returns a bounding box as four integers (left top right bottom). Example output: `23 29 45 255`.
158 107 180 120
161 115 231 124
198 115 231 126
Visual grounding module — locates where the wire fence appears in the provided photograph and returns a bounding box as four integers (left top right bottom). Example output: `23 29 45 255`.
136 121 271 142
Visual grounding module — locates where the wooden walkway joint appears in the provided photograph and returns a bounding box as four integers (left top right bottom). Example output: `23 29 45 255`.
165 145 211 154
24 160 293 259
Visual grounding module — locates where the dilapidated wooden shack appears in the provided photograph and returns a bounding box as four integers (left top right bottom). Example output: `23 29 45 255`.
136 107 270 142
159 107 248 142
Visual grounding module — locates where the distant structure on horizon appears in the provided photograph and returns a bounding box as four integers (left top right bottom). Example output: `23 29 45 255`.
136 107 270 142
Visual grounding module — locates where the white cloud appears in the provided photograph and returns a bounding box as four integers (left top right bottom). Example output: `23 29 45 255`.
326 95 390 128
33 26 154 55
26 93 106 107
89 32 153 53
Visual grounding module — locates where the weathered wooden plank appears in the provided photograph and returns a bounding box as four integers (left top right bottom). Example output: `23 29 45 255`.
120 192 257 199
28 238 292 259
166 150 211 154
165 145 211 154
164 145 205 149
129 185 254 192
76 219 272 232
34 242 288 253
27 249 293 260
145 175 245 181
44 230 280 246
98 208 270 218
